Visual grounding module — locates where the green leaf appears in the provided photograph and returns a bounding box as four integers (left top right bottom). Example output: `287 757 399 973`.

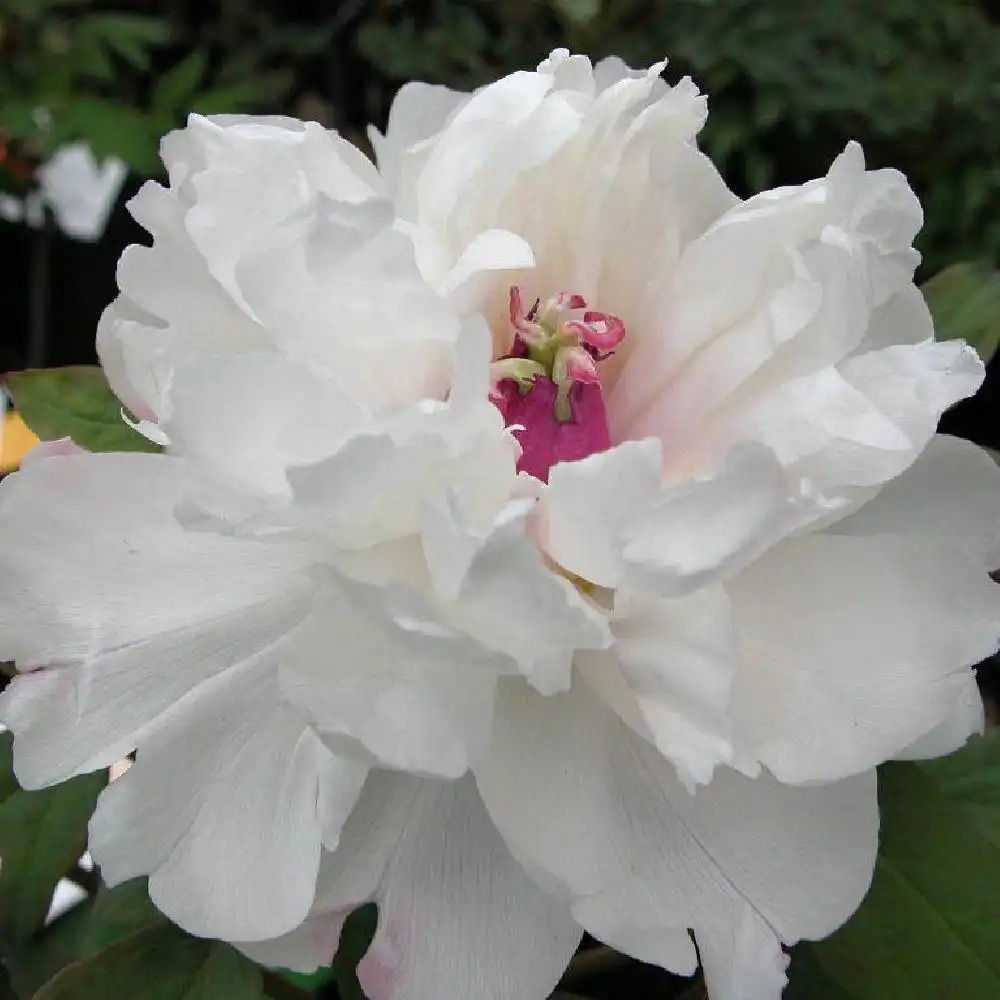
14 881 164 998
153 50 210 115
332 903 377 1000
0 735 20 807
4 367 161 453
922 261 1000 363
9 898 97 999
84 14 172 71
53 98 163 174
921 731 1000 849
34 924 268 1000
789 739 1000 1000
0 102 46 142
0 733 106 943
278 964 335 994
80 880 164 958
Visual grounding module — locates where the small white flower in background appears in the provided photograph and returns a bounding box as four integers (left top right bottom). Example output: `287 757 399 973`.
2 49 999 1000
0 141 126 242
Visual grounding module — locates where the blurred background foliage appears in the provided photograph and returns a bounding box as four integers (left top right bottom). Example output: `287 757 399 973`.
3 0 1000 265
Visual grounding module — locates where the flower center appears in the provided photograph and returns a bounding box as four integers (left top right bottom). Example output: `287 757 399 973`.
490 286 626 482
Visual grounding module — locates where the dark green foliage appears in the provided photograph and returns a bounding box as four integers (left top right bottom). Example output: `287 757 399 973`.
0 734 106 945
4 367 161 453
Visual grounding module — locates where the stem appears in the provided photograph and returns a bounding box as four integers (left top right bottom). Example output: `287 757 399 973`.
27 205 52 369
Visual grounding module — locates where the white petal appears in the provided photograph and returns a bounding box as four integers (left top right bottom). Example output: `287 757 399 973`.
177 115 380 310
614 145 918 437
235 910 349 974
236 208 460 409
440 229 536 316
620 444 792 596
0 590 306 789
279 575 504 778
580 585 737 788
0 452 307 666
162 353 367 498
697 905 790 1000
441 500 613 694
477 681 878 978
729 533 1000 782
309 772 582 1000
20 438 85 466
413 70 559 240
289 399 512 553
541 438 662 589
99 177 270 419
371 81 468 197
381 81 467 148
90 660 367 942
715 296 984 503
836 336 984 470
541 441 793 599
477 685 878 972
895 671 985 761
829 433 1000 568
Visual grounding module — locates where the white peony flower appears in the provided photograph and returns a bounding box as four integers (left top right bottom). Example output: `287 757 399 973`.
2 49 999 1000
0 141 127 242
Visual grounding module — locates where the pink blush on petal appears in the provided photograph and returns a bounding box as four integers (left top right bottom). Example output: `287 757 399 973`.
356 918 405 1000
21 437 86 467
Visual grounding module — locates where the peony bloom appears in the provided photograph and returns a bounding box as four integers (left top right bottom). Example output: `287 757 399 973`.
2 49 1000 1000
0 141 126 242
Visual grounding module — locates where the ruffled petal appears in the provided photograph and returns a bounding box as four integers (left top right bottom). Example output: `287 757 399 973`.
90 661 367 942
235 202 461 409
696 290 984 506
162 352 368 498
894 671 985 761
613 143 922 450
0 452 307 666
541 440 795 598
174 115 380 310
540 438 662 588
0 592 306 789
476 680 878 983
729 533 1000 782
829 433 1000 568
279 574 506 778
578 584 737 788
260 773 582 997
619 444 792 597
432 497 612 695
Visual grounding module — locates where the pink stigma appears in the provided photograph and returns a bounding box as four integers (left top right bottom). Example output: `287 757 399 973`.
491 286 625 482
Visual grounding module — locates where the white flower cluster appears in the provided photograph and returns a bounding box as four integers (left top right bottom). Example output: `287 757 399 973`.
2 51 998 1000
